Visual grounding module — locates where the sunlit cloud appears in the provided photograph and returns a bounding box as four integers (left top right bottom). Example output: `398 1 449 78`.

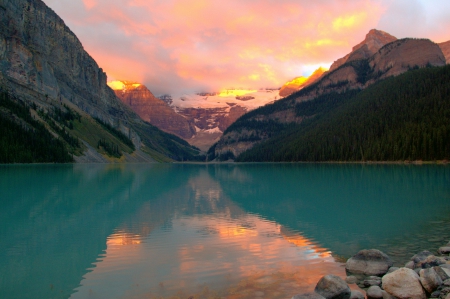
43 0 450 96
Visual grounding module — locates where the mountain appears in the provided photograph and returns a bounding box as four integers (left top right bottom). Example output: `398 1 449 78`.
329 29 398 72
279 67 327 97
210 29 448 161
110 81 196 139
236 65 450 162
0 0 202 162
439 41 450 63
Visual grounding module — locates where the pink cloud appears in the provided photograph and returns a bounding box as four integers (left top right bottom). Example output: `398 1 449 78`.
43 0 450 96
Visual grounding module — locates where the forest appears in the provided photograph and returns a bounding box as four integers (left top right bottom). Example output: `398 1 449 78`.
236 64 450 162
0 92 73 163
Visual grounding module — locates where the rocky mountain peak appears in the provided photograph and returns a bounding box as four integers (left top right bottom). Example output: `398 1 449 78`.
329 29 397 72
438 40 450 63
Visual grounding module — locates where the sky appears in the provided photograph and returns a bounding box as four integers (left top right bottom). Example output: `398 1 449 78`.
43 0 450 96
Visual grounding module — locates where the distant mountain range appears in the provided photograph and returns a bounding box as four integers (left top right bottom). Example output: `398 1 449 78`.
209 29 450 161
0 0 202 162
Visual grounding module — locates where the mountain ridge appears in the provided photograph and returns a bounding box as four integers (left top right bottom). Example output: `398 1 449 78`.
210 30 448 160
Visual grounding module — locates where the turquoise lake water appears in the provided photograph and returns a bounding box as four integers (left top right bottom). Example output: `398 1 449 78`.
1 163 450 299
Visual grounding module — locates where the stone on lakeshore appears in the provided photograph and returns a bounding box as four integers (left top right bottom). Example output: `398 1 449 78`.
367 286 383 299
381 290 396 299
444 278 450 286
364 276 382 287
412 251 433 264
382 268 426 299
419 268 443 293
435 266 450 281
431 290 442 298
345 276 358 284
315 275 351 299
388 267 400 273
292 292 326 299
405 261 415 269
346 249 393 276
350 290 365 299
440 288 450 299
417 255 446 269
439 247 450 255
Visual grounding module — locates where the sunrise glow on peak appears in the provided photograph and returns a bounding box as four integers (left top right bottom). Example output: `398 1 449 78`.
108 81 142 91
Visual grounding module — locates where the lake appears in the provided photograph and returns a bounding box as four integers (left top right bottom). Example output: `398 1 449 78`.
1 163 450 299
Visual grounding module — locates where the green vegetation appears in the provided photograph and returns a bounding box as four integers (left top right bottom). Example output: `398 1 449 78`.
97 138 121 158
236 65 450 162
132 121 205 162
0 92 73 163
94 118 135 151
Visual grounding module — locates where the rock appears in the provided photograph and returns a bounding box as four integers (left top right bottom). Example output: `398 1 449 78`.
412 251 434 264
346 276 359 284
367 286 384 299
381 290 396 299
292 292 326 299
388 267 400 274
444 279 450 286
417 255 446 269
439 247 450 255
431 290 442 298
439 287 450 299
350 290 365 299
346 249 393 276
419 268 443 293
382 268 426 299
315 275 351 299
405 261 415 269
435 266 450 281
364 276 382 287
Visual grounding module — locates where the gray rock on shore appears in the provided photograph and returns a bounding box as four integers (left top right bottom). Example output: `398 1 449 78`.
346 249 393 276
292 292 326 299
419 268 443 293
381 268 426 299
367 286 383 299
315 275 351 299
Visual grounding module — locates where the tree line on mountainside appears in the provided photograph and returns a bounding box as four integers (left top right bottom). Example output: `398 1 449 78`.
0 92 74 163
235 65 450 162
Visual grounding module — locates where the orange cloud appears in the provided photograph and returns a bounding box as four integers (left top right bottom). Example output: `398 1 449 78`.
44 0 450 96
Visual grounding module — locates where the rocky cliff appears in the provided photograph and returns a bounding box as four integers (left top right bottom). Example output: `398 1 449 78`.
0 0 201 162
111 81 196 139
329 29 398 72
439 41 450 63
212 30 447 159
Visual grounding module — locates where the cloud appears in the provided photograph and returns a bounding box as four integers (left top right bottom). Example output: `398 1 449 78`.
43 0 450 96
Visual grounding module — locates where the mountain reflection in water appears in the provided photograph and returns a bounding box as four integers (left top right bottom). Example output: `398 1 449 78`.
1 164 449 299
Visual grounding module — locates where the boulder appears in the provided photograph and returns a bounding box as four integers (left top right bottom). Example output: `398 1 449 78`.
345 276 359 284
405 261 415 269
419 268 443 293
416 255 446 269
292 292 326 299
346 249 393 276
382 268 426 299
367 286 383 299
364 276 382 287
315 275 351 299
439 247 450 255
350 290 365 299
412 251 433 264
435 266 450 281
381 290 396 299
388 267 400 274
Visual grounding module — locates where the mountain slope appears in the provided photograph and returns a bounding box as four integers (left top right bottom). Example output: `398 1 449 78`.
210 30 447 159
279 67 327 97
110 81 196 139
236 64 450 162
0 0 202 162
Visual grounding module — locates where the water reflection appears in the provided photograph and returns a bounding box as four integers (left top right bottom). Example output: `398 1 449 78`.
1 164 449 299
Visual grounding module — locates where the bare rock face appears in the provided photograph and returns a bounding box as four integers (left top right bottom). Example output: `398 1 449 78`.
329 29 397 72
112 82 196 139
345 249 393 276
382 268 426 299
0 0 134 123
279 67 327 97
369 39 446 81
439 41 450 63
